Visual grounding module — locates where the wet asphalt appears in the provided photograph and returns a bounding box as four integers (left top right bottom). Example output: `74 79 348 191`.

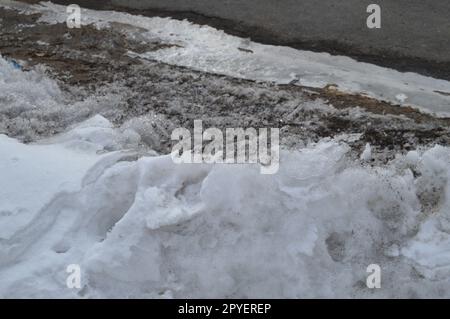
18 0 450 79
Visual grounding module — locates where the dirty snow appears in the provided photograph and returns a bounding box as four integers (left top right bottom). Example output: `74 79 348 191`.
2 0 449 116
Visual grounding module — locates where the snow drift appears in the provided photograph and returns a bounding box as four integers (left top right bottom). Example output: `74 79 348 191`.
1 113 450 298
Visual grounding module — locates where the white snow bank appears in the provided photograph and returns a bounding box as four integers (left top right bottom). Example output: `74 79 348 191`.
0 114 139 260
3 0 450 116
1 117 450 297
0 134 102 241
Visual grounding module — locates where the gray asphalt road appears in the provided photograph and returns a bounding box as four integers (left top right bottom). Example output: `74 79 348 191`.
20 0 450 79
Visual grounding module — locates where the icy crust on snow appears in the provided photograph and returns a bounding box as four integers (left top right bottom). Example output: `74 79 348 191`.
0 115 450 297
0 55 63 116
3 0 450 116
0 54 135 142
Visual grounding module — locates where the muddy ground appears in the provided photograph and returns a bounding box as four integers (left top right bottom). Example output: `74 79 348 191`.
1 7 450 163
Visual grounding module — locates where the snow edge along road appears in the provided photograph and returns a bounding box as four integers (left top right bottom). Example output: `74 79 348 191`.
2 0 450 117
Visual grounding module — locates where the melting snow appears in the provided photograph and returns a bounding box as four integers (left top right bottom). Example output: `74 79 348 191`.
1 3 450 298
2 0 449 116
